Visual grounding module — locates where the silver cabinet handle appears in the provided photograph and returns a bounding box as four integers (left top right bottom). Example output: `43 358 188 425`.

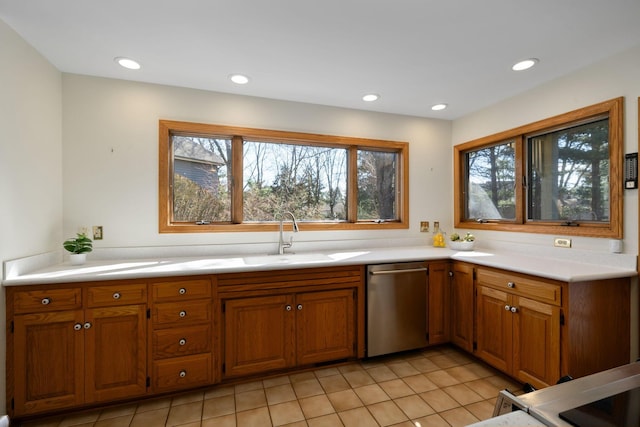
504 305 511 311
179 370 187 378
179 311 187 318
41 298 51 305
74 323 83 331
285 305 292 311
507 282 515 288
370 267 428 276
84 322 92 329
297 304 303 310
179 338 187 346
510 306 518 313
179 288 187 295
113 292 121 300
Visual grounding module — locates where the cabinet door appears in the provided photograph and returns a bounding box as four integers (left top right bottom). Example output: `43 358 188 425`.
85 304 147 403
512 296 560 388
450 262 474 351
476 285 512 373
296 289 355 365
13 310 85 416
428 261 450 345
223 295 295 378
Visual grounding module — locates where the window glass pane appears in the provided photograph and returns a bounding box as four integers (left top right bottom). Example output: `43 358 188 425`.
465 141 516 220
243 141 347 221
527 118 609 222
172 135 231 222
357 150 398 220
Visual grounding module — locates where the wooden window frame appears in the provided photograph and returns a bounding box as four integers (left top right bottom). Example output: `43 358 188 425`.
159 120 409 233
454 97 624 238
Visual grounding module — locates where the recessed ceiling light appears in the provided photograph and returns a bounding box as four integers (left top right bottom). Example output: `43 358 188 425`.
114 57 141 70
431 103 448 111
512 58 539 71
230 74 250 84
362 94 380 102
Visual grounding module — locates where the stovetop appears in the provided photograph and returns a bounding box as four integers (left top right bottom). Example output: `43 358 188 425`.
558 386 640 427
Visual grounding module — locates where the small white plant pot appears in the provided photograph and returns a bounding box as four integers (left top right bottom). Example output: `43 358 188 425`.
69 253 87 265
448 240 475 251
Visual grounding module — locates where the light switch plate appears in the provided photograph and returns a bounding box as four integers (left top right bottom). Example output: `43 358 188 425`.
554 237 571 248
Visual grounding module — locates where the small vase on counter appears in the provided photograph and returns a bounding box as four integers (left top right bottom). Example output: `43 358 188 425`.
432 221 446 247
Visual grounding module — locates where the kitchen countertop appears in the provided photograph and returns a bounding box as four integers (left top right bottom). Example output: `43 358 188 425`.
3 245 637 286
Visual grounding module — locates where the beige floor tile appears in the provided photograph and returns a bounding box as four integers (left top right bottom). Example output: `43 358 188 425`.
426 369 461 387
386 361 421 378
464 378 503 399
201 413 236 427
394 394 435 419
353 383 390 405
20 418 63 427
59 411 100 427
266 383 298 405
130 407 170 427
442 383 484 405
235 379 265 393
430 354 460 369
236 388 267 412
407 357 440 373
465 400 495 420
413 413 450 427
365 365 398 382
314 367 341 378
135 396 172 413
282 421 308 427
236 406 272 426
293 378 326 398
338 407 379 427
318 374 351 393
94 415 134 427
172 391 205 406
299 394 336 419
307 413 344 427
264 375 292 388
387 422 415 427
484 374 522 391
419 389 461 412
466 363 498 379
439 407 480 427
166 401 203 427
402 374 438 393
98 404 137 420
446 364 482 383
327 389 364 412
378 379 414 399
367 400 408 426
202 394 235 418
270 400 305 426
342 370 375 388
291 371 318 383
338 364 365 374
204 385 235 399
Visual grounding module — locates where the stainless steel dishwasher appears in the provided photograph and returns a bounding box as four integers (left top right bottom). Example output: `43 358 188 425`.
367 262 428 357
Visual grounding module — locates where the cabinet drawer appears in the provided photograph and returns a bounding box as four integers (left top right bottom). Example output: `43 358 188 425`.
151 279 211 302
152 354 212 392
153 324 212 359
152 300 211 328
477 269 561 305
13 288 82 314
86 283 147 307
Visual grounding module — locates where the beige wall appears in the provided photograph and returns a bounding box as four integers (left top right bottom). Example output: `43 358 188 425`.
0 19 63 414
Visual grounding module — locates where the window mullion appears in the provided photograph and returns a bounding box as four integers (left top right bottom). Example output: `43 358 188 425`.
230 135 243 224
347 146 358 223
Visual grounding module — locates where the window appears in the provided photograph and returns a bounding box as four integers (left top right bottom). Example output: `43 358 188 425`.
454 97 623 238
159 121 409 232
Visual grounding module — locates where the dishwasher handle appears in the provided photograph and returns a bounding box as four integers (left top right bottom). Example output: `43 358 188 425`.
369 267 428 276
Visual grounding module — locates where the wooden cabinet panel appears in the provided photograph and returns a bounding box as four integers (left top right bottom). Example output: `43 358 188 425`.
152 300 211 328
151 279 211 302
153 324 212 359
427 261 450 345
13 288 82 314
152 354 212 393
296 289 355 365
476 269 561 305
224 295 295 378
86 284 146 307
475 286 511 374
85 305 147 402
12 310 85 416
450 262 474 352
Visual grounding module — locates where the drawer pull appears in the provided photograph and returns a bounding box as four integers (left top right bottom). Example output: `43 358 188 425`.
179 338 187 346
74 323 83 331
510 306 518 313
179 311 187 318
285 305 292 311
113 292 121 300
179 288 187 295
507 282 515 288
179 370 187 378
84 322 92 329
504 305 511 311
297 304 303 310
41 298 51 305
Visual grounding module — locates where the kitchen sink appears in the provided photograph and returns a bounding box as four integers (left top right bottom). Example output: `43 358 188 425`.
243 252 331 265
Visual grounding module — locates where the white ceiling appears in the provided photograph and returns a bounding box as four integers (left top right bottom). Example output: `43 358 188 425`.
2 0 640 120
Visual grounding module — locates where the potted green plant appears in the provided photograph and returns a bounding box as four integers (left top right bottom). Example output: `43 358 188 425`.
63 232 93 265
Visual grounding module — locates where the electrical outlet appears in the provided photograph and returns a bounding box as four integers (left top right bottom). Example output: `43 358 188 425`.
93 226 103 240
554 237 571 248
78 226 89 235
420 221 429 232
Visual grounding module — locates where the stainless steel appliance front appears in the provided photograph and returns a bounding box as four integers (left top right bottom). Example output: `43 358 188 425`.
366 262 428 357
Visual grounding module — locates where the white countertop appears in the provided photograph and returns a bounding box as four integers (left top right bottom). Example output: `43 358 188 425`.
3 245 636 286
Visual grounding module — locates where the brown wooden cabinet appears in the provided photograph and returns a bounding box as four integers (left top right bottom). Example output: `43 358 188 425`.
7 282 147 417
219 266 363 379
450 262 474 352
427 261 450 345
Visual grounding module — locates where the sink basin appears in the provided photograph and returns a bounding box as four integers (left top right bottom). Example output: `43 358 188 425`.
243 253 331 265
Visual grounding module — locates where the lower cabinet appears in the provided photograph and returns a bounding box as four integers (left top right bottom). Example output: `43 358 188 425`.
219 266 363 379
426 261 450 345
449 262 474 352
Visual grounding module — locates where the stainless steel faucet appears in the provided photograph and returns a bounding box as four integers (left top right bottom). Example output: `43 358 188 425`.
277 211 300 254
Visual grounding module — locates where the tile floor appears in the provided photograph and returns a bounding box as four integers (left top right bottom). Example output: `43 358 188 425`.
18 346 524 427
